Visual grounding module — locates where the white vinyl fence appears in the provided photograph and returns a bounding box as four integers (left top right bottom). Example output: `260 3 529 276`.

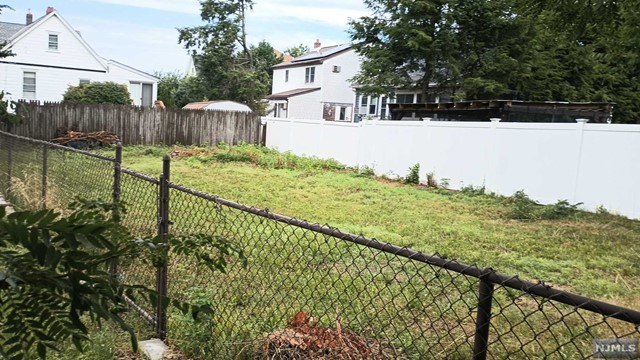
265 117 640 219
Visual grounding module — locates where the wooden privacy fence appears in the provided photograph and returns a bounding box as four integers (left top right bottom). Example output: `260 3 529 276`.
5 101 262 146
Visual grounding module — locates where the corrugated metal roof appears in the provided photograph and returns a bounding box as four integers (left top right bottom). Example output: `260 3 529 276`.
182 100 252 112
182 101 211 110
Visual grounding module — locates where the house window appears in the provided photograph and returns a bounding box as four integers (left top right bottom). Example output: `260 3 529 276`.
305 67 315 83
285 70 289 83
23 72 36 99
381 96 388 118
395 94 415 104
79 79 90 85
369 97 378 115
48 34 58 51
339 107 346 121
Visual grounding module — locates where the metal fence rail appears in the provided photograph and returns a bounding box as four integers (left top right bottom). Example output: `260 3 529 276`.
0 130 638 359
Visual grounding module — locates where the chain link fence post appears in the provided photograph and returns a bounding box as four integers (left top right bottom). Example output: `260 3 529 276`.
6 138 12 199
156 154 170 340
42 144 48 209
109 142 122 278
473 273 495 360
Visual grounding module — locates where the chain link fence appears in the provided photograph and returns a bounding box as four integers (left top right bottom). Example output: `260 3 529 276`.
0 130 638 359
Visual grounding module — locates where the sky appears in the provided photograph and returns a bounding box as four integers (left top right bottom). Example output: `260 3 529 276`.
0 0 370 74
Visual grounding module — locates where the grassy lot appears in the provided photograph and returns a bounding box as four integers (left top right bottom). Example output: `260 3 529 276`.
5 142 638 359
113 144 640 305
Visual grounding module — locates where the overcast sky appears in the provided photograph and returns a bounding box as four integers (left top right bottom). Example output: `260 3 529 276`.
1 0 370 74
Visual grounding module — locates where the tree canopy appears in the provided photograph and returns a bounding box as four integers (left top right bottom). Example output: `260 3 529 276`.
349 0 640 122
0 5 13 58
178 0 279 114
285 44 310 58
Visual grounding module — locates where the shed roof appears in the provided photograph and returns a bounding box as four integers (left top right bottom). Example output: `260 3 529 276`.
182 100 252 112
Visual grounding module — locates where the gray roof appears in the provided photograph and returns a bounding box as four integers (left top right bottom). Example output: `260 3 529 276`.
273 44 352 69
267 87 321 100
0 22 26 42
291 44 351 63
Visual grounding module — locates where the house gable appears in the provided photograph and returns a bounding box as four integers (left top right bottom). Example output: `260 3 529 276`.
2 11 107 72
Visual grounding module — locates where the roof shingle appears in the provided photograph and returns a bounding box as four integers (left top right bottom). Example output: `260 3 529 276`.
0 22 25 42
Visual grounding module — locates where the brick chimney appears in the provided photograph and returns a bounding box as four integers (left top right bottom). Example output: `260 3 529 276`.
46 6 55 14
26 10 33 25
314 39 321 49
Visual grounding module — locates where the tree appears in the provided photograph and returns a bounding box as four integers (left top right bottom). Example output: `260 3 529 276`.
155 71 182 108
450 0 533 100
284 44 310 58
0 5 14 58
1 6 19 125
178 0 276 114
348 0 457 100
0 200 245 359
349 0 640 122
63 82 132 105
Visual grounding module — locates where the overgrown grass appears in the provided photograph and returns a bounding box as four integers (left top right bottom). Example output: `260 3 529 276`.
6 143 638 359
110 144 640 303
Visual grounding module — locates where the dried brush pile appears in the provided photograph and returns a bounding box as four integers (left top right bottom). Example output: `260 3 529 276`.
259 311 395 360
52 130 120 149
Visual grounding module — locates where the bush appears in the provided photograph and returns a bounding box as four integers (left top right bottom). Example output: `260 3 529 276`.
509 190 538 220
405 163 420 184
63 82 131 105
0 201 245 359
460 184 486 197
540 200 582 220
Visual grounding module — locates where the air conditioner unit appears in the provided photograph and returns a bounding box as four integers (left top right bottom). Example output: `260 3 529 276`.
332 65 341 73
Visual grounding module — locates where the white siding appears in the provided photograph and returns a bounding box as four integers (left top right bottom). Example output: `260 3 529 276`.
288 91 322 119
270 49 362 121
8 15 105 71
320 50 361 104
0 62 107 102
272 64 323 94
106 61 157 106
0 13 157 104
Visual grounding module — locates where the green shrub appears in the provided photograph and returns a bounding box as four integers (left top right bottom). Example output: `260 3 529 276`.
355 165 376 178
541 200 582 220
460 185 486 197
63 82 132 105
509 190 538 220
426 172 438 188
405 163 420 184
0 200 245 359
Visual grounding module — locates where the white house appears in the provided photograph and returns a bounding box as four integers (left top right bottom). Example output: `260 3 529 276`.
267 41 361 121
266 41 448 122
0 8 157 106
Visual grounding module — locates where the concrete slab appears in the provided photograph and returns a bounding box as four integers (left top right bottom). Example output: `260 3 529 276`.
139 339 168 360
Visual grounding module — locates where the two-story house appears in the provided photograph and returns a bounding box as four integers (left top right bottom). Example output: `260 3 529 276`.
267 41 361 121
0 8 157 106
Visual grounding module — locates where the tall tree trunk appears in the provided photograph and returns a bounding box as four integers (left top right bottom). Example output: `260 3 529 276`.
240 0 252 68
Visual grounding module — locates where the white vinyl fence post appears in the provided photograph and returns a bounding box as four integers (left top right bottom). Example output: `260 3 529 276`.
572 118 589 203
